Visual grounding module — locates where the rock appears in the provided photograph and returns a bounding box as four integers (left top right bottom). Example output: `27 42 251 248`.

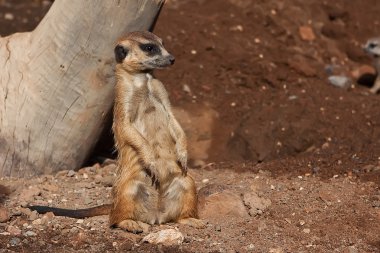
9 237 21 246
0 207 10 222
19 186 41 203
215 225 221 232
7 226 21 236
24 231 37 237
243 192 271 216
142 228 184 246
67 170 76 177
303 228 311 234
328 75 351 89
351 65 376 80
299 26 315 41
198 188 249 221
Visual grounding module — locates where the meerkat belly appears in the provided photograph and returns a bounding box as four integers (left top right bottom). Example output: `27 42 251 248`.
134 97 177 160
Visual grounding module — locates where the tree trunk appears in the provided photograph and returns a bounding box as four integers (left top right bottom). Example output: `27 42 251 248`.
0 0 164 177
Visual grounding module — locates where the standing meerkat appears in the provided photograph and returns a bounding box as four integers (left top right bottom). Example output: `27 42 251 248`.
363 37 380 94
110 31 204 232
29 31 205 233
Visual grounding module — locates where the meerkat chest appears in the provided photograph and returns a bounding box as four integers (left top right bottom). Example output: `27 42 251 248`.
130 75 170 137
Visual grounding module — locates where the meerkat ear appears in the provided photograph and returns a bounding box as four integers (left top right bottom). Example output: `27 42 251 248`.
114 45 128 63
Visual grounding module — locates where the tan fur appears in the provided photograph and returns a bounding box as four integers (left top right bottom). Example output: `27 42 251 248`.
363 37 380 94
110 31 204 232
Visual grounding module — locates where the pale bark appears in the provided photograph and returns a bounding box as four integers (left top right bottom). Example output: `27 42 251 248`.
0 0 164 177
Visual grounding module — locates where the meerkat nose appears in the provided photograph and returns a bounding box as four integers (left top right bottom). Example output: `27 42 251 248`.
168 55 175 65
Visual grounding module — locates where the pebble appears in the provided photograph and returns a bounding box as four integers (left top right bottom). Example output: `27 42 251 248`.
303 228 311 234
328 75 351 89
67 170 76 177
299 26 316 41
246 244 255 251
215 225 222 232
9 237 21 246
4 13 14 20
183 84 192 94
24 231 37 237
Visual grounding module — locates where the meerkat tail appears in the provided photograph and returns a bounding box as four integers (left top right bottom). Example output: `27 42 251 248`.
27 204 111 218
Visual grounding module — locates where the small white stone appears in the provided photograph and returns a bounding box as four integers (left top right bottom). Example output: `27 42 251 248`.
4 13 14 20
24 231 37 237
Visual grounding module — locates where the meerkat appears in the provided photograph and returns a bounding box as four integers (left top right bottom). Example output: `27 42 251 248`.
363 37 380 94
29 31 205 233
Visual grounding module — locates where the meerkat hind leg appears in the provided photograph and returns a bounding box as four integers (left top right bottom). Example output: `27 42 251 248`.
159 175 206 228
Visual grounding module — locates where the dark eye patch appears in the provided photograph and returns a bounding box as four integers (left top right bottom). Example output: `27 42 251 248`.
139 43 161 55
114 45 128 63
369 42 378 49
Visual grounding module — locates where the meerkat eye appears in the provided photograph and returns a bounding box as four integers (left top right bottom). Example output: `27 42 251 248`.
140 43 160 54
369 42 378 49
114 45 128 63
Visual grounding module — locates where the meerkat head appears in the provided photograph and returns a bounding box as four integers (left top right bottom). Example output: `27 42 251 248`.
114 31 175 73
363 37 380 58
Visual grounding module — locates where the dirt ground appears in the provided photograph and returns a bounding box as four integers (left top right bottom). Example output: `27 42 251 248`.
1 0 380 252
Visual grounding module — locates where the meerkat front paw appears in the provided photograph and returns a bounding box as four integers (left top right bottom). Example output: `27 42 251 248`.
143 162 160 189
176 148 188 176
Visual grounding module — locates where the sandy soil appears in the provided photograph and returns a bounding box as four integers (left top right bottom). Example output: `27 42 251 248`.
1 0 380 252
